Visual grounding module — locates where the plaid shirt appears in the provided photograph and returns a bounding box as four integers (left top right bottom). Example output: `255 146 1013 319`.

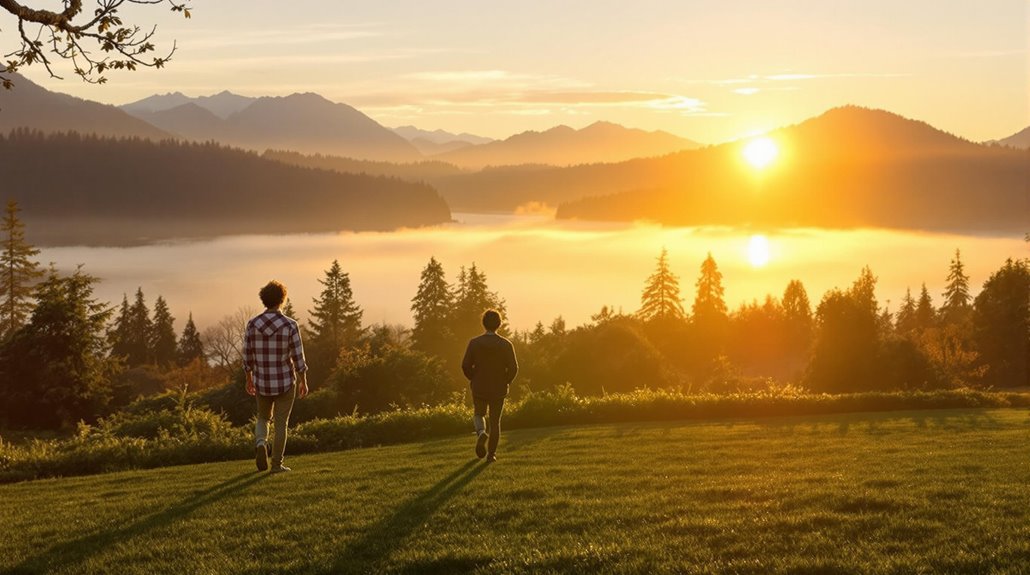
243 310 308 396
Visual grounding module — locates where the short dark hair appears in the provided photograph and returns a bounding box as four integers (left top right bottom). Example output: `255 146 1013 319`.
259 281 287 309
482 309 502 331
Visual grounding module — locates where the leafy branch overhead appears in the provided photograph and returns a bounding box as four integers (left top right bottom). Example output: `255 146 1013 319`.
0 0 191 89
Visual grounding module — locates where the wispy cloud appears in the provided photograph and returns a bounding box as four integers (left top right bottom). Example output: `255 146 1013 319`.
176 23 386 50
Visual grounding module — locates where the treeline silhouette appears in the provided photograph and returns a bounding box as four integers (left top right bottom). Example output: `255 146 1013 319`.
0 130 452 245
0 201 1026 429
263 149 465 181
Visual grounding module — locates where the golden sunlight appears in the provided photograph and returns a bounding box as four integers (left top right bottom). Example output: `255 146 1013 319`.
747 234 771 267
742 137 779 169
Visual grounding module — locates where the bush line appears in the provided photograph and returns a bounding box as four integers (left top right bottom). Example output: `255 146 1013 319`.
1 387 1027 484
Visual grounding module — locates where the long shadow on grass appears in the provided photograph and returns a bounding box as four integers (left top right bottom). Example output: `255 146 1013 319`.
12 470 266 573
325 459 488 575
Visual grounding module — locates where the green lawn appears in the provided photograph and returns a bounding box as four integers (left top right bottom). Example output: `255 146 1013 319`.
3 408 1030 574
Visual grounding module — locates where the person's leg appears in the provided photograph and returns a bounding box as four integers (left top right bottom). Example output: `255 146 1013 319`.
486 397 504 456
270 385 297 469
473 396 489 458
255 394 274 471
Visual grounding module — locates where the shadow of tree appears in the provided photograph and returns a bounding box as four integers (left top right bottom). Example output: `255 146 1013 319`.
325 459 489 575
14 471 266 573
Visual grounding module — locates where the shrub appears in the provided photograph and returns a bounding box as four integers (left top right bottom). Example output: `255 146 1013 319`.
3 387 1029 484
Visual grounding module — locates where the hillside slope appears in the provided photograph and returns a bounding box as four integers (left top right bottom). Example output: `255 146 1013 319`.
556 106 1030 232
0 73 170 140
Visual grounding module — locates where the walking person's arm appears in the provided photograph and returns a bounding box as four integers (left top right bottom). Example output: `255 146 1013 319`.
461 340 476 381
243 322 256 396
505 342 519 384
290 322 309 399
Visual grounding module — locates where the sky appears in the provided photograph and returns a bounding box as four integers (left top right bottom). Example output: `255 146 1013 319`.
4 1 1029 144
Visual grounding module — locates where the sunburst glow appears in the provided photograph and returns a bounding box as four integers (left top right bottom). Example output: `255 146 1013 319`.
747 234 771 267
742 137 779 169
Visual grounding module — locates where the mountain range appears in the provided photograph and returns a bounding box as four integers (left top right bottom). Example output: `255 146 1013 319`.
1 75 1026 236
432 122 700 169
552 106 1029 233
123 92 421 161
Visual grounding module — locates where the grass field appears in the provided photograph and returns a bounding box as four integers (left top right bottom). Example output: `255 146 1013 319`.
3 408 1030 574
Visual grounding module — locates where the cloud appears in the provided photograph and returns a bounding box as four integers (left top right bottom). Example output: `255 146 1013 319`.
176 23 386 50
517 91 675 104
732 87 761 96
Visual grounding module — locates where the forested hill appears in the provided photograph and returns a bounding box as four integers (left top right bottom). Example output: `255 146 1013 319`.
1 130 452 246
554 107 1030 233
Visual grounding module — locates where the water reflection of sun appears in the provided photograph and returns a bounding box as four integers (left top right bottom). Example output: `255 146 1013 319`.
747 234 771 267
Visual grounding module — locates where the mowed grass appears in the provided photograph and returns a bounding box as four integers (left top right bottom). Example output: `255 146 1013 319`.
3 408 1030 575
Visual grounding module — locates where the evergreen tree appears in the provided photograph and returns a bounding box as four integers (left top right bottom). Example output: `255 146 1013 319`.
410 256 454 359
692 253 728 330
281 298 297 319
0 200 42 341
638 248 685 322
308 260 363 382
108 294 132 359
895 288 917 335
177 312 205 366
451 263 506 338
941 249 972 323
123 287 153 366
915 283 935 332
150 295 177 368
1 267 118 428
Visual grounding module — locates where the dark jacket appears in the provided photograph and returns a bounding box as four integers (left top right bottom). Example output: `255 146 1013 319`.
462 332 518 399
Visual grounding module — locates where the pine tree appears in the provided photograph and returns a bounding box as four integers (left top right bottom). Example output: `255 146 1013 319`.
895 288 917 335
941 249 971 323
124 287 153 366
638 248 685 322
451 263 506 338
1 266 117 427
177 312 205 366
150 295 177 368
109 294 132 359
307 260 363 381
410 256 453 358
692 253 728 328
915 283 935 332
281 298 297 319
0 200 42 341
309 260 364 350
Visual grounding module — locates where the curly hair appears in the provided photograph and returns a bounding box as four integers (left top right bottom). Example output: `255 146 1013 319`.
259 280 287 309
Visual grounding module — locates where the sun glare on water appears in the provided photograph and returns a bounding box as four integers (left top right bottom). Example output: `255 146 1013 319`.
742 137 779 169
747 234 771 267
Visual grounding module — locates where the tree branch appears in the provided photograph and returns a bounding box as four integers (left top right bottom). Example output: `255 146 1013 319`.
0 0 190 88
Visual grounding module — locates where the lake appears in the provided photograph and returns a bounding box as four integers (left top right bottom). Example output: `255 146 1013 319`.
38 213 1028 333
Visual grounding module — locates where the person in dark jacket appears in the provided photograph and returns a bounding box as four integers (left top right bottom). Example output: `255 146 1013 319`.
462 309 518 463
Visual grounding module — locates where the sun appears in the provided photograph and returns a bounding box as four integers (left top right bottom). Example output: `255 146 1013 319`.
747 234 771 267
742 137 779 169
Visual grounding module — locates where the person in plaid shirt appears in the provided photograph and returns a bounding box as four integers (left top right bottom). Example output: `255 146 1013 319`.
244 280 309 473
